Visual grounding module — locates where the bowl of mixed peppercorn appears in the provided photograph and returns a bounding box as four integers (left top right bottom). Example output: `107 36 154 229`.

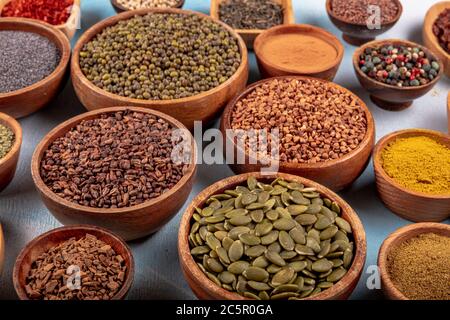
353 39 444 111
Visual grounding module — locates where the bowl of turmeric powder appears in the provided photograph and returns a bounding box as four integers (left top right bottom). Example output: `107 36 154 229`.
373 129 450 222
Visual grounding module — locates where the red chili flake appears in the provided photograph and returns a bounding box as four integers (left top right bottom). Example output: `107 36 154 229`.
1 0 74 26
359 60 366 65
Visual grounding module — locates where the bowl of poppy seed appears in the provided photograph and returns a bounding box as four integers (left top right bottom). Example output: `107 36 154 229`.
0 112 22 192
13 225 134 300
0 18 71 118
353 39 444 111
178 173 367 300
220 76 375 192
31 106 197 241
71 8 249 130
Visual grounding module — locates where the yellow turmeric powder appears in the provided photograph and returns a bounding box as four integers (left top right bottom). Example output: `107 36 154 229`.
381 136 450 195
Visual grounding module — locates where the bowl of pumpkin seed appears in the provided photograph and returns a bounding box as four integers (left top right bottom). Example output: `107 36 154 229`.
178 172 367 300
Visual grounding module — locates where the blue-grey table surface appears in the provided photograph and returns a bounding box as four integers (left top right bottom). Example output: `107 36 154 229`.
0 0 449 300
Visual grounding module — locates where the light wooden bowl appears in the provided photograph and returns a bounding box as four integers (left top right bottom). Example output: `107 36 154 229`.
0 0 80 39
254 24 344 81
423 1 450 78
71 8 249 130
210 0 295 50
13 225 135 300
31 106 197 241
111 0 185 12
0 223 4 276
448 91 450 133
0 112 22 192
220 76 375 192
373 129 450 222
0 18 71 118
178 172 367 300
326 0 403 46
378 222 450 300
353 39 444 111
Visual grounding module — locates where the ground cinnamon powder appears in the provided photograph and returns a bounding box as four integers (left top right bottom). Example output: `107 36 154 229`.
387 233 450 300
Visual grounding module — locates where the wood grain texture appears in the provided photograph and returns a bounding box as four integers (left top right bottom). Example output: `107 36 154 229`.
178 172 367 300
448 92 450 133
377 222 450 300
423 1 450 78
373 129 450 222
0 112 22 192
31 106 197 241
353 39 444 111
111 0 185 12
13 225 134 300
220 75 376 192
71 8 249 130
210 0 295 50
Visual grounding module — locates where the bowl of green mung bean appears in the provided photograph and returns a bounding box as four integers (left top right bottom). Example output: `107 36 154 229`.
0 112 22 192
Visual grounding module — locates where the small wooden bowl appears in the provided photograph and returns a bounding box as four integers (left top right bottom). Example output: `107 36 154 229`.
0 0 81 40
31 106 197 241
0 18 71 118
254 24 344 81
373 129 450 222
210 0 295 50
111 0 185 12
326 0 403 46
0 223 4 276
0 112 22 192
447 91 450 133
13 225 135 300
220 76 376 192
71 8 249 130
423 1 450 78
178 172 367 300
353 39 444 111
378 222 450 300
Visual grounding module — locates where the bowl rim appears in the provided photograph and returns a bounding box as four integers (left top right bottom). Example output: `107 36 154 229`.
373 128 450 200
111 0 185 11
352 39 444 91
0 112 22 167
71 7 248 106
377 222 450 300
423 1 450 60
0 223 4 274
12 224 135 300
220 75 375 170
325 0 403 27
0 18 71 99
253 24 345 74
178 172 367 300
31 106 198 214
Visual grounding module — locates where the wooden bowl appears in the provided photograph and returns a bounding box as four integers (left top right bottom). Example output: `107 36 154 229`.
326 0 403 46
0 0 81 40
353 39 444 111
220 76 376 192
0 223 4 276
13 225 134 300
31 106 197 241
0 18 71 118
111 0 184 12
0 112 22 192
210 0 295 50
423 1 450 78
254 24 344 81
448 91 450 133
373 129 450 222
178 172 367 300
71 8 249 130
378 222 450 300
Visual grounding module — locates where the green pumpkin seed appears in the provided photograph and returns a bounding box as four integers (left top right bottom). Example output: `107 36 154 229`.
241 193 258 206
191 245 210 255
287 182 303 190
206 234 222 250
190 222 200 234
295 214 317 226
301 269 317 279
305 204 321 214
314 216 333 230
246 202 266 210
335 217 352 233
334 230 349 242
216 247 230 264
243 267 269 282
311 259 333 273
245 245 267 258
205 215 225 224
265 210 279 221
247 176 257 190
252 256 269 268
239 233 261 246
318 281 333 289
259 291 270 300
225 208 248 219
327 267 347 282
287 204 308 215
303 192 320 199
261 230 279 245
267 264 282 273
228 240 244 262
311 197 323 205
290 190 310 205
206 258 224 273
289 227 306 245
331 202 341 214
320 225 339 240
236 280 248 293
201 207 215 217
272 284 300 294
265 250 286 266
255 221 273 236
264 199 276 211
275 207 291 219
193 213 202 222
206 272 221 286
331 259 343 268
222 237 234 251
267 242 281 253
228 261 250 274
243 292 260 300
343 248 353 268
229 215 252 226
281 192 291 206
250 210 264 223
294 244 315 256
294 276 305 290
299 286 314 298
248 281 271 291
234 194 243 208
212 194 232 201
271 267 295 286
218 271 236 284
326 251 344 259
306 237 321 253
279 231 295 251
257 191 270 203
214 231 228 241
273 218 296 231
303 277 316 286
318 241 331 259
289 261 307 272
319 269 333 279
228 226 251 240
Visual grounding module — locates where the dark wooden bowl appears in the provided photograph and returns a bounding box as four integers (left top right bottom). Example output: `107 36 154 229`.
71 8 249 130
378 222 450 300
13 225 135 300
0 223 4 275
220 76 375 192
31 106 197 241
111 0 185 12
178 172 367 300
353 39 444 111
254 24 344 81
373 129 450 222
0 112 22 192
326 0 403 46
0 18 71 118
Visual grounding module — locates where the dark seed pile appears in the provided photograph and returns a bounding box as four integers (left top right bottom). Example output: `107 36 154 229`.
433 8 450 54
40 110 188 208
0 124 15 160
25 234 127 300
331 0 399 24
79 13 241 100
0 31 60 94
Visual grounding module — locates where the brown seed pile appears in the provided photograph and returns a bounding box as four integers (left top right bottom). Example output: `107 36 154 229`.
25 234 127 300
387 233 450 300
230 78 368 164
40 110 188 208
433 8 450 54
331 0 399 24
